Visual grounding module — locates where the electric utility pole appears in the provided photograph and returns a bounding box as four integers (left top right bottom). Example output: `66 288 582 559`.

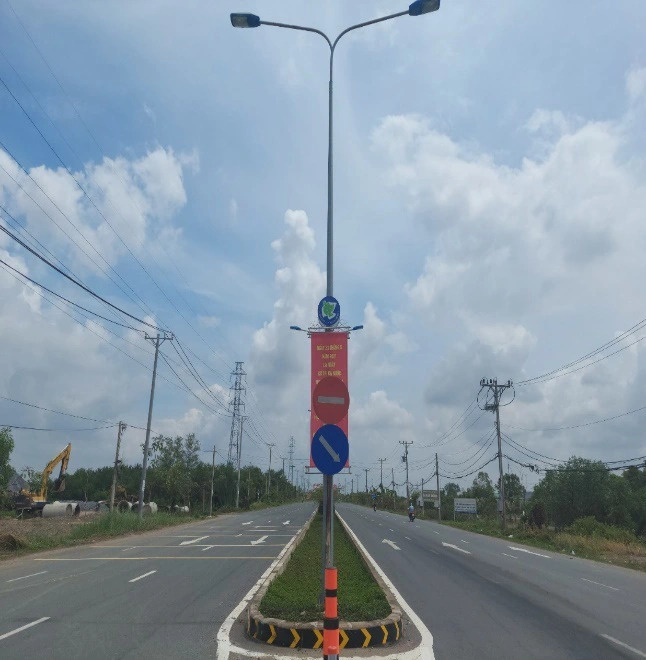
209 445 216 516
391 468 396 509
479 378 514 530
400 440 413 503
364 468 370 492
378 457 386 489
288 436 295 485
436 452 442 522
266 443 275 497
109 421 127 512
138 332 173 519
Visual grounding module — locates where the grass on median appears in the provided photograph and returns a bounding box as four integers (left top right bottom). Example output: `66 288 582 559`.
0 511 201 559
260 513 391 622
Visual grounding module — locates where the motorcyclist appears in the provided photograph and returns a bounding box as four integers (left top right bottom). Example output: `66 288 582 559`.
408 502 415 521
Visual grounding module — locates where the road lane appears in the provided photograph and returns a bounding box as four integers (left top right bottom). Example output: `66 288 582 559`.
338 503 646 659
0 502 315 659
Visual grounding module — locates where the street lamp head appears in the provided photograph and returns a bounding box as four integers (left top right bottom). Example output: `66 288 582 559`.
408 0 440 16
230 13 261 28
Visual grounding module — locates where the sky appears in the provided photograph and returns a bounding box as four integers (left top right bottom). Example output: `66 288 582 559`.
1 0 646 497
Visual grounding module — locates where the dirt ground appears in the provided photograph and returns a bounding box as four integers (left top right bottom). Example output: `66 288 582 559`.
0 514 87 544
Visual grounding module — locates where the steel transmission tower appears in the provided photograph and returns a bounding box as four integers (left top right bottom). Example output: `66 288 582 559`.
227 362 246 465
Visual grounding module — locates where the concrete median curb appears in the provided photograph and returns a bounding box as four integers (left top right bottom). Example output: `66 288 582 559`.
246 509 403 649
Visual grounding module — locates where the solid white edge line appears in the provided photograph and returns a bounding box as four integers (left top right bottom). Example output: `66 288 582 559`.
581 578 620 592
129 570 157 583
601 634 646 658
6 571 47 582
0 617 50 641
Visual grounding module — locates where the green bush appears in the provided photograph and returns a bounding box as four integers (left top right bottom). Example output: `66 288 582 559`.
568 516 635 543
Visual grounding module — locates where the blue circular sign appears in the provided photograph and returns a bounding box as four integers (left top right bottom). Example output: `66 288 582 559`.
318 296 340 327
311 424 349 475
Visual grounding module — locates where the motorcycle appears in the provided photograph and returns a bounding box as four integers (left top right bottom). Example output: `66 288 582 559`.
408 510 415 522
373 503 377 512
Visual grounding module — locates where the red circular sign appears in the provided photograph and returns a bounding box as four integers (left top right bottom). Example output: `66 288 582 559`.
312 376 350 424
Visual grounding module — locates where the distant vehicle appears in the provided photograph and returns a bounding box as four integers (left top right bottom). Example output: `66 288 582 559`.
14 443 72 516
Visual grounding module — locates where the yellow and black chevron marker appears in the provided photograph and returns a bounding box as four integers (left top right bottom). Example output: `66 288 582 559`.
247 612 401 648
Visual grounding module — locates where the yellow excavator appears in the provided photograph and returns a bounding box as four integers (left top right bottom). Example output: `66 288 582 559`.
15 443 72 515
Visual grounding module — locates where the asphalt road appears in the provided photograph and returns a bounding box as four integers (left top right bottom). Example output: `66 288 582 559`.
338 503 646 660
0 502 315 659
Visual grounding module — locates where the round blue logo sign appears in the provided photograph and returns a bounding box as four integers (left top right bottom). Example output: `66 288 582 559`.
318 296 340 327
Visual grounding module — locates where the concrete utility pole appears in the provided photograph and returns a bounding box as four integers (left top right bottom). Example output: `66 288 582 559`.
209 445 216 516
138 332 172 519
479 378 514 530
400 440 413 503
289 439 295 486
436 452 442 522
421 478 425 516
391 467 396 509
109 421 127 512
266 443 275 497
378 457 386 489
363 468 370 492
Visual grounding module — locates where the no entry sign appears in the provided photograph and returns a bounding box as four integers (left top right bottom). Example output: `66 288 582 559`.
312 376 349 424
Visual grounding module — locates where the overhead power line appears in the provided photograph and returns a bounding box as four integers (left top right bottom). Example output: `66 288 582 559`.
1 423 116 431
0 218 167 333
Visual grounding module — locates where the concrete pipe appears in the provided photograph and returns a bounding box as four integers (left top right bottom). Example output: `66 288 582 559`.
42 502 74 518
175 506 189 514
142 502 158 515
116 500 132 513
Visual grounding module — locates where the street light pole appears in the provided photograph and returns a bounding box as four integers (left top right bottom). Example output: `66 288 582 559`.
231 4 440 655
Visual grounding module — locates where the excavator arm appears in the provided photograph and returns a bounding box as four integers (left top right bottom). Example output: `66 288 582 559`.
39 443 72 499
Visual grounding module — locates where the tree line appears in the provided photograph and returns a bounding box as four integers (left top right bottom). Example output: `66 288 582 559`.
0 428 303 511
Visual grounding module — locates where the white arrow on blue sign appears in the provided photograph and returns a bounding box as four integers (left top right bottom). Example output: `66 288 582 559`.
311 424 349 475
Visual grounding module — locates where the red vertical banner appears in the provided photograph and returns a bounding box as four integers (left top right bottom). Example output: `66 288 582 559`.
310 331 349 468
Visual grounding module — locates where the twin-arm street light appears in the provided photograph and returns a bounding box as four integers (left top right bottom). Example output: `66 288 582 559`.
231 0 440 300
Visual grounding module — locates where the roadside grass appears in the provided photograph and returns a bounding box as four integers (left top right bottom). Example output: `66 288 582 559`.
441 518 646 571
260 513 391 622
0 511 201 559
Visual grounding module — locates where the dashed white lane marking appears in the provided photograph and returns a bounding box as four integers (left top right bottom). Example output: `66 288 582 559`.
0 617 50 641
201 545 214 552
433 531 440 535
236 534 243 537
502 553 518 559
442 542 471 555
405 536 411 541
460 539 470 544
180 535 209 546
508 546 550 558
282 520 290 525
129 570 157 583
389 528 394 532
6 571 47 583
582 578 619 592
601 634 646 658
122 546 136 552
241 521 252 526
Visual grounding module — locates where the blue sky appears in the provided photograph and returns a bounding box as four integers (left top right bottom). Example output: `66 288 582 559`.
1 0 646 495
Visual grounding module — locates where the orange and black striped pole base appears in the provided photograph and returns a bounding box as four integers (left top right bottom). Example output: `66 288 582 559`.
323 567 339 659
